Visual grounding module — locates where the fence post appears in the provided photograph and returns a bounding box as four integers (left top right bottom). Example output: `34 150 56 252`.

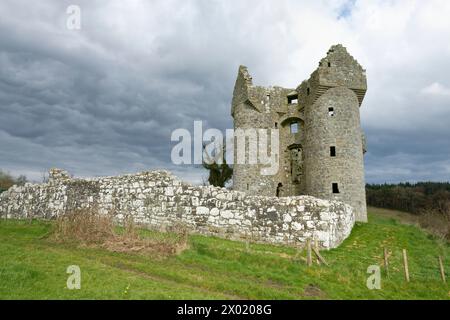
312 246 329 266
306 239 312 267
402 249 410 282
438 256 446 284
384 248 389 278
314 239 321 265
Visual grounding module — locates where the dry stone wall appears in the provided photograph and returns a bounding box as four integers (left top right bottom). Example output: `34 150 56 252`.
0 169 355 249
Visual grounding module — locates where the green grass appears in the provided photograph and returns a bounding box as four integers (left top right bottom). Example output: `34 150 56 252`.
0 208 448 300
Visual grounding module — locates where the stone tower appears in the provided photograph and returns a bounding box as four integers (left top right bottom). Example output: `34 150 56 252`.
231 44 368 222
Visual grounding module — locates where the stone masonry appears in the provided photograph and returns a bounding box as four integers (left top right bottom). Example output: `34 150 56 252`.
232 44 368 222
0 168 355 249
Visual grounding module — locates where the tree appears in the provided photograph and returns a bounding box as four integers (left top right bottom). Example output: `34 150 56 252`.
0 171 28 193
0 171 15 193
16 175 27 186
202 140 233 188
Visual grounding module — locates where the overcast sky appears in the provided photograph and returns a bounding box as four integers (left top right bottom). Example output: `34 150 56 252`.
0 0 449 184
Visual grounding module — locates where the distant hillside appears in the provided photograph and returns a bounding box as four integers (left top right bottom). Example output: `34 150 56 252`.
366 182 450 214
366 182 450 240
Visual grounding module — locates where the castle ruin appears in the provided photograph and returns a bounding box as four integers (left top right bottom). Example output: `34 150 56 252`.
0 44 364 249
232 45 368 222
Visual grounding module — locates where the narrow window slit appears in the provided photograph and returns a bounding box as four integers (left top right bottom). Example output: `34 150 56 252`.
330 146 336 157
332 183 340 194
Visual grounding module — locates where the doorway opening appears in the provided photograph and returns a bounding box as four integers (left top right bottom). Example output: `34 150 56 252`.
276 183 283 197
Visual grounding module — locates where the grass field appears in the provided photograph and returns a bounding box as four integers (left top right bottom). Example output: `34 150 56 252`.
0 207 448 300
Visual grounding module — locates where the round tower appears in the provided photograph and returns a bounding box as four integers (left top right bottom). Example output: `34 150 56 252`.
302 45 368 222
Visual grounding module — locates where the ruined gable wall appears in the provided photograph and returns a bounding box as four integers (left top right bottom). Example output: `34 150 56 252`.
231 65 305 198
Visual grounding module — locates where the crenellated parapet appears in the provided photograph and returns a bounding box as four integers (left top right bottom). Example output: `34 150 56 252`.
297 44 367 107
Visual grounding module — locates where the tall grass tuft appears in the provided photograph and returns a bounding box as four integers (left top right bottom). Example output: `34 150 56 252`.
51 208 189 256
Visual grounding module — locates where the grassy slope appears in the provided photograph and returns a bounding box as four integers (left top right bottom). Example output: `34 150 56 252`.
0 208 448 300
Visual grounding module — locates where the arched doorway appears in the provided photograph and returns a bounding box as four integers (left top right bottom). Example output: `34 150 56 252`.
276 183 283 197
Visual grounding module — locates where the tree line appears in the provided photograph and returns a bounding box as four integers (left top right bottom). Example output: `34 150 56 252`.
366 182 450 216
0 171 27 194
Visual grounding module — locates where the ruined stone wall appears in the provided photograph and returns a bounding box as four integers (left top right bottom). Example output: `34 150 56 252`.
231 66 305 198
0 169 355 249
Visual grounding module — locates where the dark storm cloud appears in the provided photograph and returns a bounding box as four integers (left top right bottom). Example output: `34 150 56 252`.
0 0 449 184
0 0 238 182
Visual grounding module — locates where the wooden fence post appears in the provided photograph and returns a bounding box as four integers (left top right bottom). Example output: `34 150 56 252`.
402 249 410 282
314 239 321 265
384 248 389 278
306 239 312 267
438 256 446 284
312 246 329 266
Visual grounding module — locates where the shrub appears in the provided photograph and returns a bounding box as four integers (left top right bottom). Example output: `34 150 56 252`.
0 171 27 193
51 208 189 256
418 209 450 241
0 171 15 192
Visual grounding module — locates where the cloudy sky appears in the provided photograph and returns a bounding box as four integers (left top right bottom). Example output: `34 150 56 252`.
0 0 449 184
